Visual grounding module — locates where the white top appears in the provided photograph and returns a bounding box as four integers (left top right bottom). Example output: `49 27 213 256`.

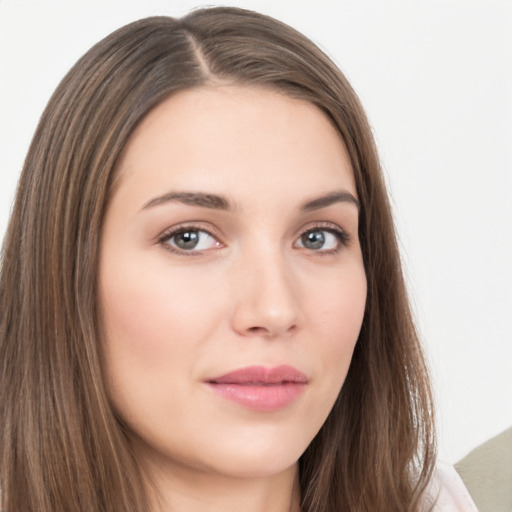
425 463 479 512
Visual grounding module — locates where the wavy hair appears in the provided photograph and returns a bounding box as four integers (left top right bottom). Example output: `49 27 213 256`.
0 7 435 511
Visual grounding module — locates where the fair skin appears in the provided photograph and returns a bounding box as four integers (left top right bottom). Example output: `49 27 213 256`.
99 85 367 512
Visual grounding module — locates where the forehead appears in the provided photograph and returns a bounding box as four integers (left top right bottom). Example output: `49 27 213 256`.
114 85 356 208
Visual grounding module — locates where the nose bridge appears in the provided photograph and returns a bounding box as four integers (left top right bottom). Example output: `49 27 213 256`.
231 237 300 337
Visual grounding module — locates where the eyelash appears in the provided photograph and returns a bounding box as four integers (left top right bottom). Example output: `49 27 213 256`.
157 222 351 256
157 223 223 257
298 222 351 256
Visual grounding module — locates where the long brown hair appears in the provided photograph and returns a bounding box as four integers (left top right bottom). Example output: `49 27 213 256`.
0 7 435 511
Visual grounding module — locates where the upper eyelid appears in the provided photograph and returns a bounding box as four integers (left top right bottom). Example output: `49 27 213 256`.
157 220 347 235
295 221 350 238
156 222 223 243
297 226 350 246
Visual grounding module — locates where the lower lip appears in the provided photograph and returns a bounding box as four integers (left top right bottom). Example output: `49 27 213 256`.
206 382 306 411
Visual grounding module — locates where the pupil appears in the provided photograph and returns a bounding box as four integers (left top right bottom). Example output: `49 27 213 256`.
176 231 199 249
303 230 325 250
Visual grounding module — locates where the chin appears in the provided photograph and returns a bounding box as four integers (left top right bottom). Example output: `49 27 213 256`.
138 425 310 480
199 419 316 476
190 454 301 480
206 446 302 479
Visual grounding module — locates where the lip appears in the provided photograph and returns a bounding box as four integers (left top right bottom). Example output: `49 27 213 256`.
205 365 308 412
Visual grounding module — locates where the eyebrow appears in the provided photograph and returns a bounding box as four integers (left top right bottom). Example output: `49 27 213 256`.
141 189 359 213
301 190 360 211
142 192 233 211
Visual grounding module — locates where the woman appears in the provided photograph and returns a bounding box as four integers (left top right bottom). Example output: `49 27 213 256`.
0 7 475 512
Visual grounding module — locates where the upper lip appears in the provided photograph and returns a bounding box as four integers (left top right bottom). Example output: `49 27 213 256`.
206 365 308 385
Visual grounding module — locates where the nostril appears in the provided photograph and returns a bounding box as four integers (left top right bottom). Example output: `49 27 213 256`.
247 326 269 335
245 324 297 337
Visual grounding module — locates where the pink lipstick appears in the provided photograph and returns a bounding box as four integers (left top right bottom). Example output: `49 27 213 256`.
205 365 307 411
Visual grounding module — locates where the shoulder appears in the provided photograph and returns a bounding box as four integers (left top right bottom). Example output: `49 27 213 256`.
455 427 512 512
421 462 479 512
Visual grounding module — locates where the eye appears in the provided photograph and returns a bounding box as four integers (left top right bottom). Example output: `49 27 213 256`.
295 227 349 253
159 227 222 253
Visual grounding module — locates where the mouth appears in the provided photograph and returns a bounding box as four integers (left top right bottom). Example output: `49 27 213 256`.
205 365 308 412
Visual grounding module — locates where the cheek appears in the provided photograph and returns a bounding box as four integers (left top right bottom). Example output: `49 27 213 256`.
312 264 366 336
99 255 222 363
98 254 231 449
305 264 367 384
98 253 228 424
100 271 180 373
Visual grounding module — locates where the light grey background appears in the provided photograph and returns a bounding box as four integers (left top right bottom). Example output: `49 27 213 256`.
1 0 511 463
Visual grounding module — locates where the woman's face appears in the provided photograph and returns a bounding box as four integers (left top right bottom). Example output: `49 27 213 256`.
99 85 367 480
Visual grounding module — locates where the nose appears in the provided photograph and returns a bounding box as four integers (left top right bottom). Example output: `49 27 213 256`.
230 249 301 339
